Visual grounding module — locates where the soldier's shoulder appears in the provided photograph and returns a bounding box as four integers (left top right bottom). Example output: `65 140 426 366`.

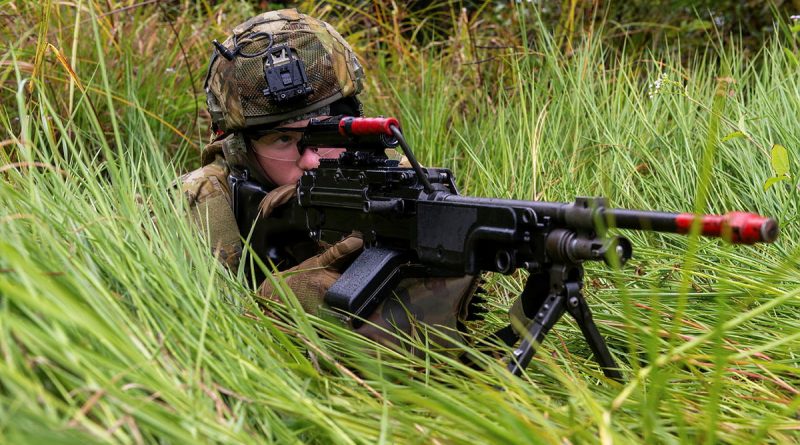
179 155 231 206
180 154 229 185
179 154 242 269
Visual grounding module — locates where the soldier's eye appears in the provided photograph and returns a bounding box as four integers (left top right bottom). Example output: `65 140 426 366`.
278 134 293 144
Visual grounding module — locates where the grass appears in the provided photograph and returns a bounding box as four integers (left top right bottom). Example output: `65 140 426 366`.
1 1 799 443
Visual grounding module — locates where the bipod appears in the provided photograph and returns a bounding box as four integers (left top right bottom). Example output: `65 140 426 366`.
506 264 623 381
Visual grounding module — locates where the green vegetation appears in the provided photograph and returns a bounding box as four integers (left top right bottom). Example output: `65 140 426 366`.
1 1 798 443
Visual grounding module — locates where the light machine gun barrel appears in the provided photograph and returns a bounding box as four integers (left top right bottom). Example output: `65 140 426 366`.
230 116 778 381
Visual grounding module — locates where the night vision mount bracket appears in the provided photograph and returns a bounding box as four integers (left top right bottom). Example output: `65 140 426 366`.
262 44 313 104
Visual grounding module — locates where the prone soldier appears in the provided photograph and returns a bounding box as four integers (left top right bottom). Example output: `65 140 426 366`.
180 9 480 350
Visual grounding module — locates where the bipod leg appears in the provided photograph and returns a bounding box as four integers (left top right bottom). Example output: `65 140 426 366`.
462 272 547 371
506 291 567 376
564 288 624 382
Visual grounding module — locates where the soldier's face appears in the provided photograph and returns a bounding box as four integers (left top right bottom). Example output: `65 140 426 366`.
249 118 344 186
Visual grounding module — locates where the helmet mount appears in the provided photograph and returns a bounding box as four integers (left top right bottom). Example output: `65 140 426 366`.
262 44 314 104
211 34 315 105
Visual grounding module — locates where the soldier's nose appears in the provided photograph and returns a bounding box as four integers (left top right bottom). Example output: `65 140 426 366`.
297 148 320 170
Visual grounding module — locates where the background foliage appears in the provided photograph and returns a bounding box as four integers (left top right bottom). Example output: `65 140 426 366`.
1 1 799 443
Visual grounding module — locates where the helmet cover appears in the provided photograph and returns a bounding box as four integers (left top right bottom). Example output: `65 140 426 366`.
205 9 365 134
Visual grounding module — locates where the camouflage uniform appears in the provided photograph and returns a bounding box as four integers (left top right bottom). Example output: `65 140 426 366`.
180 149 241 270
185 9 479 350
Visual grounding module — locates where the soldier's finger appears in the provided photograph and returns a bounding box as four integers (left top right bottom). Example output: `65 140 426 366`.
317 235 364 269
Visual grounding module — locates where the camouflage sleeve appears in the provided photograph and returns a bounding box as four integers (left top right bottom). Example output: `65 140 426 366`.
179 156 242 270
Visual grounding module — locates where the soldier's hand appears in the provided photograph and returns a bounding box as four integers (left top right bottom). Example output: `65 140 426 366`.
258 183 296 218
258 233 364 314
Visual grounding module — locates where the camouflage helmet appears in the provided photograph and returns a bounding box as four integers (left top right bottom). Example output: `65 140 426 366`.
204 9 365 135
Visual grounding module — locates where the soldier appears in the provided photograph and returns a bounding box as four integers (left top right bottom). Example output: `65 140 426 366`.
181 9 479 350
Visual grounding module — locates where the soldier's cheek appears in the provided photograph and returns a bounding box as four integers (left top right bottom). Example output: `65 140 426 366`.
256 157 304 186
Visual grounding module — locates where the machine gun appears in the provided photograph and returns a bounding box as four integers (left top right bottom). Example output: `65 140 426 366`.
229 116 779 380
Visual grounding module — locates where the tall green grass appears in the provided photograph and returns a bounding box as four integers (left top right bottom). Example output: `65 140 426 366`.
1 1 798 443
